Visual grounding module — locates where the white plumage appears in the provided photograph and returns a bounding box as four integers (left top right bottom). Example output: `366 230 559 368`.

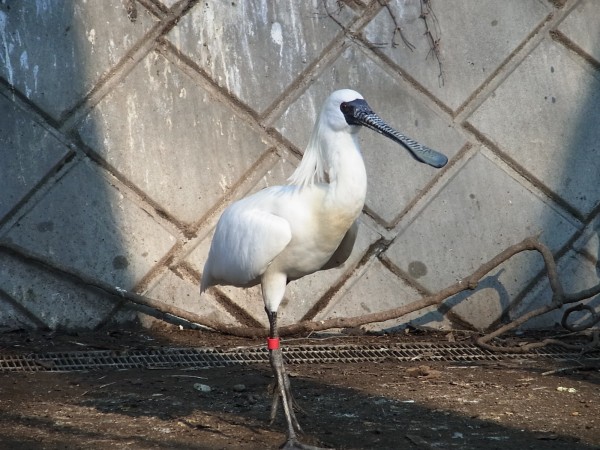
201 89 447 449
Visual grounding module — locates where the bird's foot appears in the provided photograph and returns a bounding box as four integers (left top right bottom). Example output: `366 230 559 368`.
280 437 330 450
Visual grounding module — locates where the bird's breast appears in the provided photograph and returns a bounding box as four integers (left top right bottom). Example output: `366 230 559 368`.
315 206 358 245
272 199 360 279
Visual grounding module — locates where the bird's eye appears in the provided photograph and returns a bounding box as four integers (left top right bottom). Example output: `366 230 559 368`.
340 102 352 114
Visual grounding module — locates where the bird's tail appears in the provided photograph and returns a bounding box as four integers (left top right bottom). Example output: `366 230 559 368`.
199 266 213 294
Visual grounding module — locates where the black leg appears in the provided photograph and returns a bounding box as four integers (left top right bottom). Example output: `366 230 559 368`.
266 310 325 449
267 310 301 433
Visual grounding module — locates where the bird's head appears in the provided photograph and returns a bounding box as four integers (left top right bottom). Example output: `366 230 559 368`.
320 89 365 134
324 89 448 168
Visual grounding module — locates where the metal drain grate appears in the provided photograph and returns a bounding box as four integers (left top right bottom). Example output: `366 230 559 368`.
1 342 598 372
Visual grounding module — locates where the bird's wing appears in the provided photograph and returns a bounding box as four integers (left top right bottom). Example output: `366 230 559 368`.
203 202 292 289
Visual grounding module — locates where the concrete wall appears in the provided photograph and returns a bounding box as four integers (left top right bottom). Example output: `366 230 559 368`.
0 0 599 333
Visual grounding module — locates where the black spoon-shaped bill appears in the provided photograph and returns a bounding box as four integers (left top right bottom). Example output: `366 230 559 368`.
341 99 448 169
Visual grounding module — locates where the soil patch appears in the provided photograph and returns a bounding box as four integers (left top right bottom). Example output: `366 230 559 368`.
0 327 598 449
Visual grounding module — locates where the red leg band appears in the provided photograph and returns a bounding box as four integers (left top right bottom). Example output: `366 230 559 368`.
267 337 280 350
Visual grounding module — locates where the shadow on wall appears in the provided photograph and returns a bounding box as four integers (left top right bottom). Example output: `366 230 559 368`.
510 32 600 331
0 1 143 331
497 38 599 332
408 30 600 333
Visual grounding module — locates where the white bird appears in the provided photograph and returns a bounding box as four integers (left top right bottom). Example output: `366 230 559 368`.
201 89 447 449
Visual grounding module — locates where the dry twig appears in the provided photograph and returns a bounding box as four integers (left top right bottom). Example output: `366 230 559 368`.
378 0 415 50
196 235 598 353
420 0 444 86
1 234 598 352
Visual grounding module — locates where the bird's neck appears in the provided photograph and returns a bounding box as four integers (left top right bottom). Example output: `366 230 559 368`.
321 131 367 217
288 121 368 219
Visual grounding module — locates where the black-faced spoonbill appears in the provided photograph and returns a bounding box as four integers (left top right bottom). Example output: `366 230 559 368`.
201 89 447 449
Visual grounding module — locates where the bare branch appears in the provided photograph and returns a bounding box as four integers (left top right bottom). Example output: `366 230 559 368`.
420 0 444 86
562 304 600 332
202 235 599 352
377 0 415 50
2 233 598 353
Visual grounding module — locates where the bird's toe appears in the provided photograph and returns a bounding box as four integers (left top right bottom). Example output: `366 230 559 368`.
280 437 329 450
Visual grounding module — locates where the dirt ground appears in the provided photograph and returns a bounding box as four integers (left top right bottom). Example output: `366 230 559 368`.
0 326 598 450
